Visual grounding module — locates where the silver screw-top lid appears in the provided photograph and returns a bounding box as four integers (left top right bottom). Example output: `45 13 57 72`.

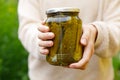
46 7 80 14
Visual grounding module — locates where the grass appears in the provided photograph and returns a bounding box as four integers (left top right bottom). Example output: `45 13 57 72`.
113 53 120 80
0 0 28 80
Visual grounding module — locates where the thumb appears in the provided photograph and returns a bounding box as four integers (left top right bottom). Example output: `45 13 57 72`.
80 26 90 46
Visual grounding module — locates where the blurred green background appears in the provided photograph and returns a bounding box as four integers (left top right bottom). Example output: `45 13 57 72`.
0 0 28 80
0 0 120 80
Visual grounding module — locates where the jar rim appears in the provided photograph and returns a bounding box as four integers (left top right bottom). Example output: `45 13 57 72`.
46 7 80 14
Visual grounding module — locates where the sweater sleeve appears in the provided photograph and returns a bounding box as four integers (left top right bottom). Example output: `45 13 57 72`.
18 0 45 59
92 0 120 58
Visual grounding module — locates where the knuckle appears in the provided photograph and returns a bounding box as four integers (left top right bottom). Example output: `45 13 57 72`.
38 32 55 40
39 48 49 55
39 40 46 47
38 25 49 32
81 34 88 41
39 48 44 54
39 33 48 40
38 40 42 46
40 50 46 54
38 33 44 39
39 41 53 47
40 50 44 54
82 31 90 39
38 25 44 31
82 34 89 39
38 27 41 31
39 43 43 47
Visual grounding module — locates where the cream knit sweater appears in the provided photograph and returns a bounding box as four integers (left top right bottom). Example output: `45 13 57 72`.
18 0 120 80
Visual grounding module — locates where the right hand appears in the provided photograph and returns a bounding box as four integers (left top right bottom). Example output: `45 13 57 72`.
38 22 55 55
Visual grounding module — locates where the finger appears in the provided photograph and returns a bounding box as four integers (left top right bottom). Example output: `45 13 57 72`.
38 25 50 32
38 32 55 40
41 21 45 25
41 18 47 25
69 42 94 69
39 47 49 55
39 40 54 47
81 27 91 46
69 60 88 70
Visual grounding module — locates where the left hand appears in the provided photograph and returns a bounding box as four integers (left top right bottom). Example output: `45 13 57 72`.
69 24 98 70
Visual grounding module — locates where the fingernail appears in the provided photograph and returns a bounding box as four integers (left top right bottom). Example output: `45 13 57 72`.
49 33 55 38
43 49 49 55
46 27 49 30
69 64 75 68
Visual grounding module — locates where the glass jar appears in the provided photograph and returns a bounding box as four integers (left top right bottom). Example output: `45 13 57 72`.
45 7 83 66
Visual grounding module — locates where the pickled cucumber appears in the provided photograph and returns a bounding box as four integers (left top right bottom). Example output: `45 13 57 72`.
46 22 62 65
46 10 83 66
73 19 83 61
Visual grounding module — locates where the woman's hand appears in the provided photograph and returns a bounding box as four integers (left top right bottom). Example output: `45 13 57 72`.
69 24 98 70
38 22 55 55
38 23 98 70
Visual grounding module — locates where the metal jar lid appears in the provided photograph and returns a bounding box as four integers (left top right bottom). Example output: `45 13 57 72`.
46 7 80 14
